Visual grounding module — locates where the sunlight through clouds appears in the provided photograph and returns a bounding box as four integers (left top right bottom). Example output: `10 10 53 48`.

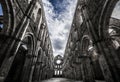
42 0 78 56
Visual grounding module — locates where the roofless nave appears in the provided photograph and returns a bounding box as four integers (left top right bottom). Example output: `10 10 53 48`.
0 0 120 82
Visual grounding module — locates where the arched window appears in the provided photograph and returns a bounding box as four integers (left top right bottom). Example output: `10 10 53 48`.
55 70 57 75
56 60 62 64
58 70 60 75
0 3 4 31
39 23 46 40
77 5 83 25
0 1 15 34
36 8 42 27
5 34 34 82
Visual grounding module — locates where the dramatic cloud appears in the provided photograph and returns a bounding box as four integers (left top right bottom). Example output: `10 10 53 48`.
112 1 120 19
42 0 77 56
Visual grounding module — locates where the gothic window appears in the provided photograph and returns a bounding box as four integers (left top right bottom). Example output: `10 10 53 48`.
81 36 98 59
0 1 13 33
39 23 46 40
73 31 78 41
56 60 62 64
0 3 3 31
77 5 83 25
36 8 42 27
79 14 83 24
55 70 57 75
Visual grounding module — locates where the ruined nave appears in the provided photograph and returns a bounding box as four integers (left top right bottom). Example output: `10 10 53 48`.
0 0 120 82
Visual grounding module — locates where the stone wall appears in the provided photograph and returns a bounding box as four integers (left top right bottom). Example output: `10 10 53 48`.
63 0 120 82
0 0 54 82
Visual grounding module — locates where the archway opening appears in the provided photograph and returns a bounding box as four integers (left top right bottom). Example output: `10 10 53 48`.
0 3 3 30
0 1 13 33
112 1 120 19
5 36 33 82
81 36 104 80
56 60 62 64
109 0 120 57
53 55 63 77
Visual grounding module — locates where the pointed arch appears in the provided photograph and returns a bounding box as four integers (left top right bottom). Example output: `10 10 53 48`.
0 0 15 34
5 32 36 82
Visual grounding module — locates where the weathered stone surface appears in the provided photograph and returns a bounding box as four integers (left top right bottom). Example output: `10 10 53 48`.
63 0 120 82
0 0 54 82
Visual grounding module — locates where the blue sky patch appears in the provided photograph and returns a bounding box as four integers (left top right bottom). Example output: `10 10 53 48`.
0 4 3 15
49 0 67 14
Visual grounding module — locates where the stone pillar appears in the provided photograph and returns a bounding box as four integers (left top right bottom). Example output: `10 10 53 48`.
97 41 120 82
81 58 95 82
21 54 33 82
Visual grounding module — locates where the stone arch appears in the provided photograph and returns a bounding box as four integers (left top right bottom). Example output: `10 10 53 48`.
24 32 36 54
98 0 120 61
0 0 15 34
80 35 105 80
36 8 42 27
98 0 118 37
5 32 35 82
80 35 92 55
54 55 63 65
39 23 46 40
80 35 97 81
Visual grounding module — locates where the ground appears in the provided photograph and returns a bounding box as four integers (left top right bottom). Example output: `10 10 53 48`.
41 78 106 82
41 78 83 82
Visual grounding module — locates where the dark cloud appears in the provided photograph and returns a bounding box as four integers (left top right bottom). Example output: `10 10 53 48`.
49 0 68 14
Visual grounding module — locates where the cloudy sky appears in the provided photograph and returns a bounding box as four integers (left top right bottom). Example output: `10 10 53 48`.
112 1 120 19
42 0 78 56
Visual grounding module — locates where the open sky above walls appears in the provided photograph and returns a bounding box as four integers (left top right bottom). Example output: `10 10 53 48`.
112 1 120 19
0 1 120 57
42 0 78 56
42 0 120 57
